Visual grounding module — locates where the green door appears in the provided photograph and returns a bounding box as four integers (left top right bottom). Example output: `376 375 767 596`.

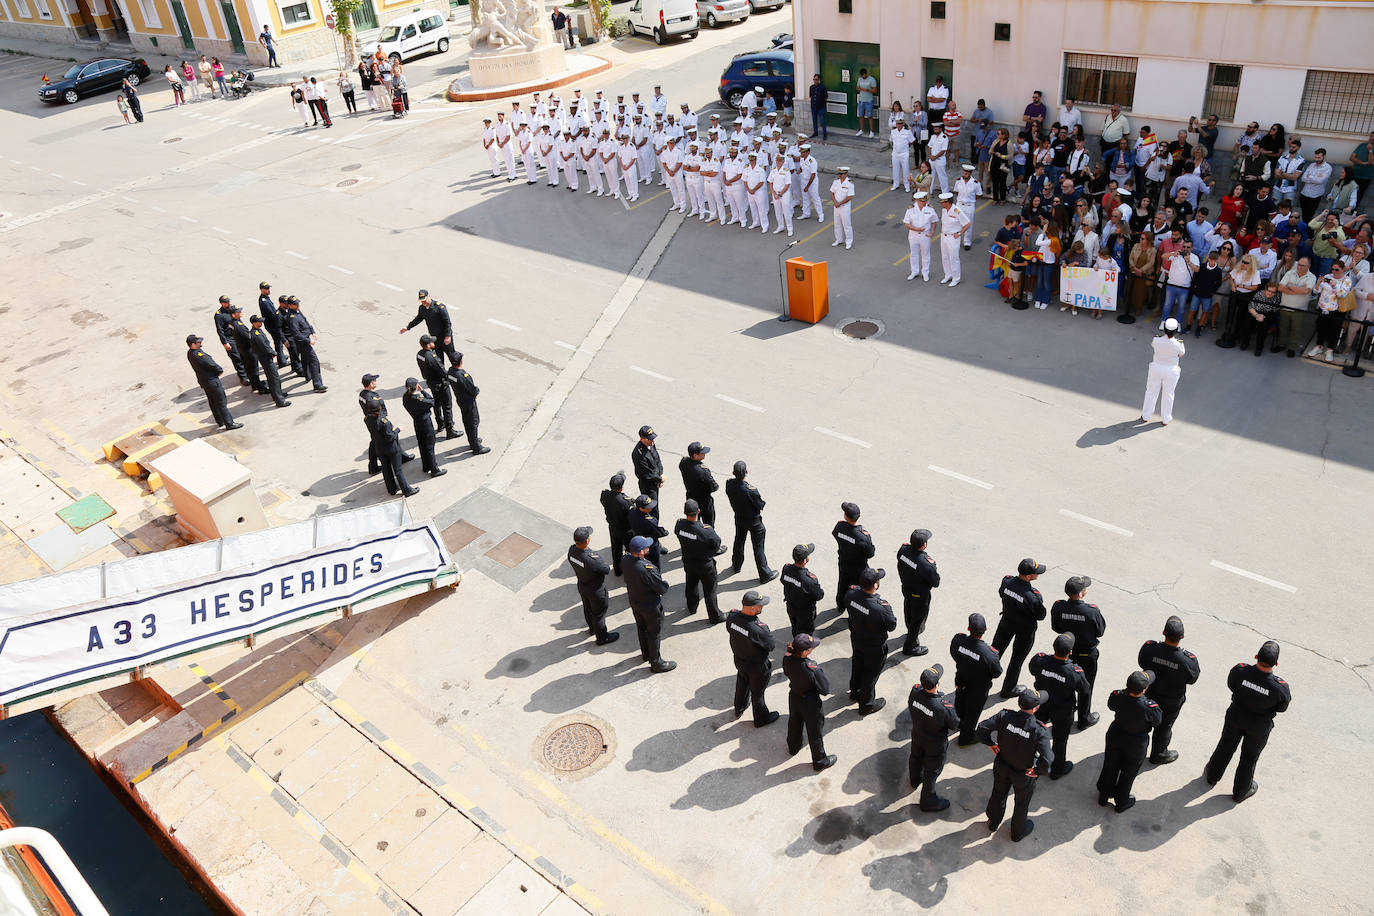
817 40 879 131
351 0 377 31
923 57 953 108
170 0 194 50
220 1 245 54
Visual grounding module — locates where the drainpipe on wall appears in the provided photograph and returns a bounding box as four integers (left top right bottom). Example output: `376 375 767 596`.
791 0 804 111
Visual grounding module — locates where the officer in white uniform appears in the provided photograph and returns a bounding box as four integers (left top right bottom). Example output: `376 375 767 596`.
618 137 640 201
799 144 823 221
509 100 528 130
683 141 705 217
579 127 603 195
538 124 558 186
482 118 500 177
740 86 759 114
723 146 749 227
651 116 669 186
557 128 579 191
744 152 770 232
768 154 794 236
566 103 587 141
954 164 983 250
701 149 726 224
1142 318 1186 425
830 165 855 248
662 136 686 211
650 85 668 119
891 118 915 190
928 122 950 194
903 191 938 281
788 141 804 209
598 128 621 198
708 127 727 162
632 115 654 184
679 102 698 134
729 119 746 149
493 113 516 180
516 121 537 184
937 193 971 286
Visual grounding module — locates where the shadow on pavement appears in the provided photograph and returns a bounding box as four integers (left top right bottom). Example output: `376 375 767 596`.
1076 419 1156 448
670 720 817 811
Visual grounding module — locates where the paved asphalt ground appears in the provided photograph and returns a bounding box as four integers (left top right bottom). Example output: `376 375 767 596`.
1 10 1370 914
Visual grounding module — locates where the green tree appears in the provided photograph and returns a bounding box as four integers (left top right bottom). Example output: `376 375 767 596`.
329 0 364 68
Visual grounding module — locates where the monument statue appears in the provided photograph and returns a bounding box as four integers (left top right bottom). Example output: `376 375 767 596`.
470 0 542 52
462 0 570 91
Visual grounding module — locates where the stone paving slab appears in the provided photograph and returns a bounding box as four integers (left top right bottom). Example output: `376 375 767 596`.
352 783 448 875
380 808 482 899
254 704 345 780
299 743 398 822
278 717 376 797
232 686 320 755
456 857 558 916
323 764 421 847
408 832 514 916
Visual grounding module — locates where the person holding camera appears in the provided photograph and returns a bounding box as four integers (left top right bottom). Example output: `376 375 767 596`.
1308 210 1347 277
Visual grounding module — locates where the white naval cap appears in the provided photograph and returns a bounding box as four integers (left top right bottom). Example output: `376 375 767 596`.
939 192 954 200
837 165 850 172
799 143 811 150
754 85 764 92
961 163 975 170
914 191 927 199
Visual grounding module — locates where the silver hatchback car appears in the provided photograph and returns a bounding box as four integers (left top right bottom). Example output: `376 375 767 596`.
698 0 749 27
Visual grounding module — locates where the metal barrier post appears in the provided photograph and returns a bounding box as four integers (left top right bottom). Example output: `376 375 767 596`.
1343 319 1368 378
1117 270 1138 324
1216 289 1238 348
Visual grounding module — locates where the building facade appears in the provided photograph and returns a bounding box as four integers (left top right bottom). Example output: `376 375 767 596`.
0 0 446 66
792 0 1373 160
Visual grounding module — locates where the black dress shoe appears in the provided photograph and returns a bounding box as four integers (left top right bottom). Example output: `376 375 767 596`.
813 754 837 772
730 565 742 574
401 453 415 463
714 546 727 556
472 445 491 455
1150 750 1179 765
1233 781 1258 802
920 797 950 812
401 487 420 496
222 421 243 430
858 698 886 715
956 738 978 747
1049 761 1073 779
986 818 1001 832
1078 713 1100 729
1115 795 1136 813
429 468 448 478
1011 819 1035 842
759 570 778 584
649 658 676 673
754 710 780 728
313 386 328 392
368 467 380 476
1098 793 1111 807
902 644 929 657
445 428 463 439
277 400 291 407
594 632 620 645
999 690 1018 699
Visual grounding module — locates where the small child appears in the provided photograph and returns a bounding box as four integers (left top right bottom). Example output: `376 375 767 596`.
116 93 130 124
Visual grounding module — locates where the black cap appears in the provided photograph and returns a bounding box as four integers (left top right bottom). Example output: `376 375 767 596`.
609 472 626 488
1019 688 1047 710
417 289 429 299
792 633 820 652
1018 558 1047 575
741 590 770 607
1065 575 1091 596
910 528 932 547
638 425 657 440
185 334 202 344
250 314 263 323
968 612 987 633
366 403 384 416
361 373 379 385
1163 616 1185 640
687 441 710 455
218 295 231 303
287 295 300 305
919 663 943 689
792 543 815 561
859 567 885 586
228 303 243 314
732 460 747 477
634 494 656 510
1256 640 1280 666
419 334 435 345
683 498 700 515
278 294 289 304
1126 670 1155 693
1053 633 1075 655
841 501 860 519
573 525 593 542
405 376 419 388
259 281 271 289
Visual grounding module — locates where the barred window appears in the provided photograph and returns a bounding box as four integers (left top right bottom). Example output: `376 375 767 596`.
1203 64 1242 123
1296 70 1374 135
1063 53 1136 110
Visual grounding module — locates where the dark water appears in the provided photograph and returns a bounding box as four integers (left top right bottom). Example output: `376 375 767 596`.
0 711 215 915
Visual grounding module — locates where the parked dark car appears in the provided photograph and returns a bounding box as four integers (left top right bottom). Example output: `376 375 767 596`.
717 48 793 109
771 32 793 49
39 57 151 105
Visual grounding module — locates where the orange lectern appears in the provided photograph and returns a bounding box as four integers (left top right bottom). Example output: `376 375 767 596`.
786 258 829 323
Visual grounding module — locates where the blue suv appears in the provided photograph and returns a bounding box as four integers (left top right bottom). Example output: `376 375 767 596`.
717 48 793 109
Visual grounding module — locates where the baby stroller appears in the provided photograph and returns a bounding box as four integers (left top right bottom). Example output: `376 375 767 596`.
227 70 255 98
391 87 405 119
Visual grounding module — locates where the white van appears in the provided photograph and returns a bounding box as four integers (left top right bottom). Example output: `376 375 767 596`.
375 11 451 63
626 0 699 44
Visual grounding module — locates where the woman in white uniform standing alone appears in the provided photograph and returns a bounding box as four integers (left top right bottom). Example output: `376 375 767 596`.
1142 317 1186 425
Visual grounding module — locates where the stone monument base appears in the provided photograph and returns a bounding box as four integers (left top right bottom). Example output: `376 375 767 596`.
469 43 567 89
447 52 611 102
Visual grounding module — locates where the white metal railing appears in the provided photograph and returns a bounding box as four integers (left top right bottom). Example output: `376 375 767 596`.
0 828 108 916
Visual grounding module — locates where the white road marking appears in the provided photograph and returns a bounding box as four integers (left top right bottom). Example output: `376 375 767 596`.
180 215 198 223
1059 509 1133 537
377 280 403 291
553 340 579 351
121 195 137 202
487 318 522 331
246 237 267 246
285 250 309 259
716 394 765 412
631 365 674 382
152 205 166 212
927 465 993 489
212 226 232 234
815 427 872 448
49 172 64 179
1210 560 1297 594
71 180 87 187
328 264 354 274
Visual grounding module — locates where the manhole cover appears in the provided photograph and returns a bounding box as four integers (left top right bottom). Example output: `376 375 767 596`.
543 723 604 772
163 137 182 144
838 318 885 340
337 178 359 187
342 163 363 172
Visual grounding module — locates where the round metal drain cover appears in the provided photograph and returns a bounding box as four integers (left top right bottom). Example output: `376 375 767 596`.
163 137 182 144
542 722 605 772
838 318 884 340
337 178 359 188
342 163 363 172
